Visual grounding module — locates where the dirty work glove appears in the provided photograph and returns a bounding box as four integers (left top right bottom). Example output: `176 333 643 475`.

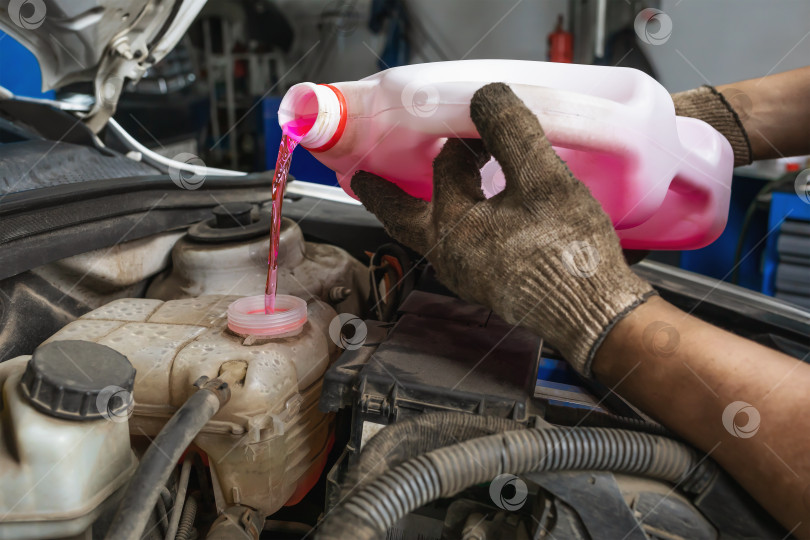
672 85 752 167
352 83 655 376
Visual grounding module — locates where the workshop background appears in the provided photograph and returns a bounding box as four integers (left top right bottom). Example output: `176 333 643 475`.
1 0 808 303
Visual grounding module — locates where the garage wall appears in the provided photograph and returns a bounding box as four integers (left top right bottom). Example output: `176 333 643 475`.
406 0 568 62
643 0 810 91
275 0 567 84
276 0 809 90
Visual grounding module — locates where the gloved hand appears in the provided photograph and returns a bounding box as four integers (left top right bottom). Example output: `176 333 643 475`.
352 83 655 376
671 85 752 167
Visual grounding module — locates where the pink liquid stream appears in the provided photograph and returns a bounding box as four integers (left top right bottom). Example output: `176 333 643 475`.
264 115 316 314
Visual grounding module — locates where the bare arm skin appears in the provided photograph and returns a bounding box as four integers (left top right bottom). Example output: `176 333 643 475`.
594 296 810 538
718 66 810 160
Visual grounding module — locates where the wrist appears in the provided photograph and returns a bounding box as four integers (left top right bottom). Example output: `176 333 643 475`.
672 85 752 167
513 262 656 378
591 295 673 382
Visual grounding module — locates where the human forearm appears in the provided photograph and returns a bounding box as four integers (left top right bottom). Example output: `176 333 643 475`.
593 296 810 538
717 66 810 160
352 82 810 535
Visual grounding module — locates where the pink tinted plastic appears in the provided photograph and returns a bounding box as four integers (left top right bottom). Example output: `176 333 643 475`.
279 60 735 250
228 295 307 337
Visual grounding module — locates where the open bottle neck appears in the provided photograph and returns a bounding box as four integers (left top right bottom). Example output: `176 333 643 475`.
278 83 347 151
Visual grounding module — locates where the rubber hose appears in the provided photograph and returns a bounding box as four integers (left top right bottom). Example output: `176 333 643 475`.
175 494 198 540
343 412 523 496
104 378 230 540
317 427 714 540
547 408 672 437
582 414 672 437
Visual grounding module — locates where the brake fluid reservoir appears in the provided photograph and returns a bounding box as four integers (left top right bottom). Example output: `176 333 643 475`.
0 341 137 540
45 294 339 517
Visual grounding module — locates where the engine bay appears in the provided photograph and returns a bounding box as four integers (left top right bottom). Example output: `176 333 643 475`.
1 99 809 540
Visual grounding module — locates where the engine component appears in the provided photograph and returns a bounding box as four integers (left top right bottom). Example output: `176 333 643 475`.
317 427 714 540
367 243 415 322
342 412 524 498
147 214 367 315
527 471 712 540
105 376 231 540
0 342 138 540
322 286 788 539
186 203 271 243
44 294 339 517
444 501 531 540
175 493 199 540
320 290 541 448
437 474 717 540
20 340 135 420
32 231 184 300
205 505 263 540
319 289 542 514
165 458 194 540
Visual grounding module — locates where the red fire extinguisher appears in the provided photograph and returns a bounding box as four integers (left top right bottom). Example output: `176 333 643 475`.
548 14 573 63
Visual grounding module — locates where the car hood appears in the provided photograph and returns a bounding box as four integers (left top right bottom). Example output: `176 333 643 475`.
0 0 206 131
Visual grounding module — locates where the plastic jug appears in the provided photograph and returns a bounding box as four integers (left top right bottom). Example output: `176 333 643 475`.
278 60 734 250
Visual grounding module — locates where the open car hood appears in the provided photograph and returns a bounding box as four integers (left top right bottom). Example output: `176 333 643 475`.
0 0 206 131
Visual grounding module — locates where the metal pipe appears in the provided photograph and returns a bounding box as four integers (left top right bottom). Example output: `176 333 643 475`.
594 0 608 60
164 458 193 540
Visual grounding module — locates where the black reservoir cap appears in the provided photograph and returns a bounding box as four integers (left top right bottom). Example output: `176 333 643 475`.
188 203 271 243
19 340 136 421
213 202 254 228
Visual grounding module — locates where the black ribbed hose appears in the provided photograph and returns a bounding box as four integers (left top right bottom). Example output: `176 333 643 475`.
344 412 524 496
104 378 230 540
317 427 715 540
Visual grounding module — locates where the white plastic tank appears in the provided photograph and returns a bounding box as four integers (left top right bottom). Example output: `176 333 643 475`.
0 341 138 539
45 294 340 517
146 210 368 315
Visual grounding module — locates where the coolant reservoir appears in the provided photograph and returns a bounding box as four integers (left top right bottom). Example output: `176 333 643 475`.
0 341 137 540
44 294 339 517
147 204 367 315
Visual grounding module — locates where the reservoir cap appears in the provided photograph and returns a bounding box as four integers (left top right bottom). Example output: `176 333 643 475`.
213 202 253 228
188 203 271 243
20 340 136 421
